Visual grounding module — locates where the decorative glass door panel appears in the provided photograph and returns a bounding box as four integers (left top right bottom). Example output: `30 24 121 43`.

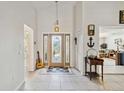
51 35 62 64
65 35 70 65
43 35 48 65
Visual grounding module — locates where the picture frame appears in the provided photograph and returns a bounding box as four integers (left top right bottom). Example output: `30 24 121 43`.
119 10 124 24
88 24 95 36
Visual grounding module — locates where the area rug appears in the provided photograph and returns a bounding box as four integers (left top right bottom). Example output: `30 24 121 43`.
39 67 73 75
47 67 69 72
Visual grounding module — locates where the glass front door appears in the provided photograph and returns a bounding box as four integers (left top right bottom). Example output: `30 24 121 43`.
52 35 62 63
50 35 64 67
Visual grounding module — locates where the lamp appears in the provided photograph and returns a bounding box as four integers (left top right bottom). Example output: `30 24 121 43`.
54 1 60 32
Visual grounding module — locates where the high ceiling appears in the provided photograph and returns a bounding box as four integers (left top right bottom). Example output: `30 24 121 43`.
30 1 76 9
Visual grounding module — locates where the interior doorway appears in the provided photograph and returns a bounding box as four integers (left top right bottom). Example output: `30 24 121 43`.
24 24 34 77
43 33 70 68
99 26 124 74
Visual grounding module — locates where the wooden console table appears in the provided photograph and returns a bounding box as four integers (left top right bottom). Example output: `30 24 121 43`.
85 57 104 80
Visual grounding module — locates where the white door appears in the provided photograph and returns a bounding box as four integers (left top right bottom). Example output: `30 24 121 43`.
24 24 34 72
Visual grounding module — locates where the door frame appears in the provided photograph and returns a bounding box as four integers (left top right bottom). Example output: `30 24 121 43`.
42 32 71 67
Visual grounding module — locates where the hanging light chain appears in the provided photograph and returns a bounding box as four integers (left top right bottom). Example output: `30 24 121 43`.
55 1 59 25
54 1 59 32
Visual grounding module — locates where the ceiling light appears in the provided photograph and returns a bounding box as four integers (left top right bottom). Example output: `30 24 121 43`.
54 1 60 32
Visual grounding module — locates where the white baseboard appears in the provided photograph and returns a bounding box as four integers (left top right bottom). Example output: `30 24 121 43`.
15 80 25 91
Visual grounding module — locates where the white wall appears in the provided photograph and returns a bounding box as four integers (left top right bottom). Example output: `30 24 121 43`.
0 2 37 90
36 2 74 67
73 2 84 73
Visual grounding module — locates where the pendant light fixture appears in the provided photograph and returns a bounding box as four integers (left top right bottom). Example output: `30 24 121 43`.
54 1 60 32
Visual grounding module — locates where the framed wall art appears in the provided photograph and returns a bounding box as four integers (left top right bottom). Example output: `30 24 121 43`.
119 10 124 24
88 24 95 36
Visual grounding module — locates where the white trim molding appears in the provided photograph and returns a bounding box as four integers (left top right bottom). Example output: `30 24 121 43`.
15 80 25 91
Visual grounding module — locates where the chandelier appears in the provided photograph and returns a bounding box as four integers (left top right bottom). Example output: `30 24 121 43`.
54 1 60 32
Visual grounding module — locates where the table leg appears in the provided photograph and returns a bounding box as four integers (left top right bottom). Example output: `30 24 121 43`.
85 57 87 76
90 64 92 80
101 64 103 80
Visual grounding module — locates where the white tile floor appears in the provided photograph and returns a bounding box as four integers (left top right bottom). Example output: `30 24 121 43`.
20 67 124 91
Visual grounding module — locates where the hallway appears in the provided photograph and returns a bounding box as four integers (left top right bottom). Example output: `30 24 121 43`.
21 68 124 91
1 1 124 91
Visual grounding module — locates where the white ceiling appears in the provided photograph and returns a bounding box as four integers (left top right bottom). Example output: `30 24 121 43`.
30 1 76 9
